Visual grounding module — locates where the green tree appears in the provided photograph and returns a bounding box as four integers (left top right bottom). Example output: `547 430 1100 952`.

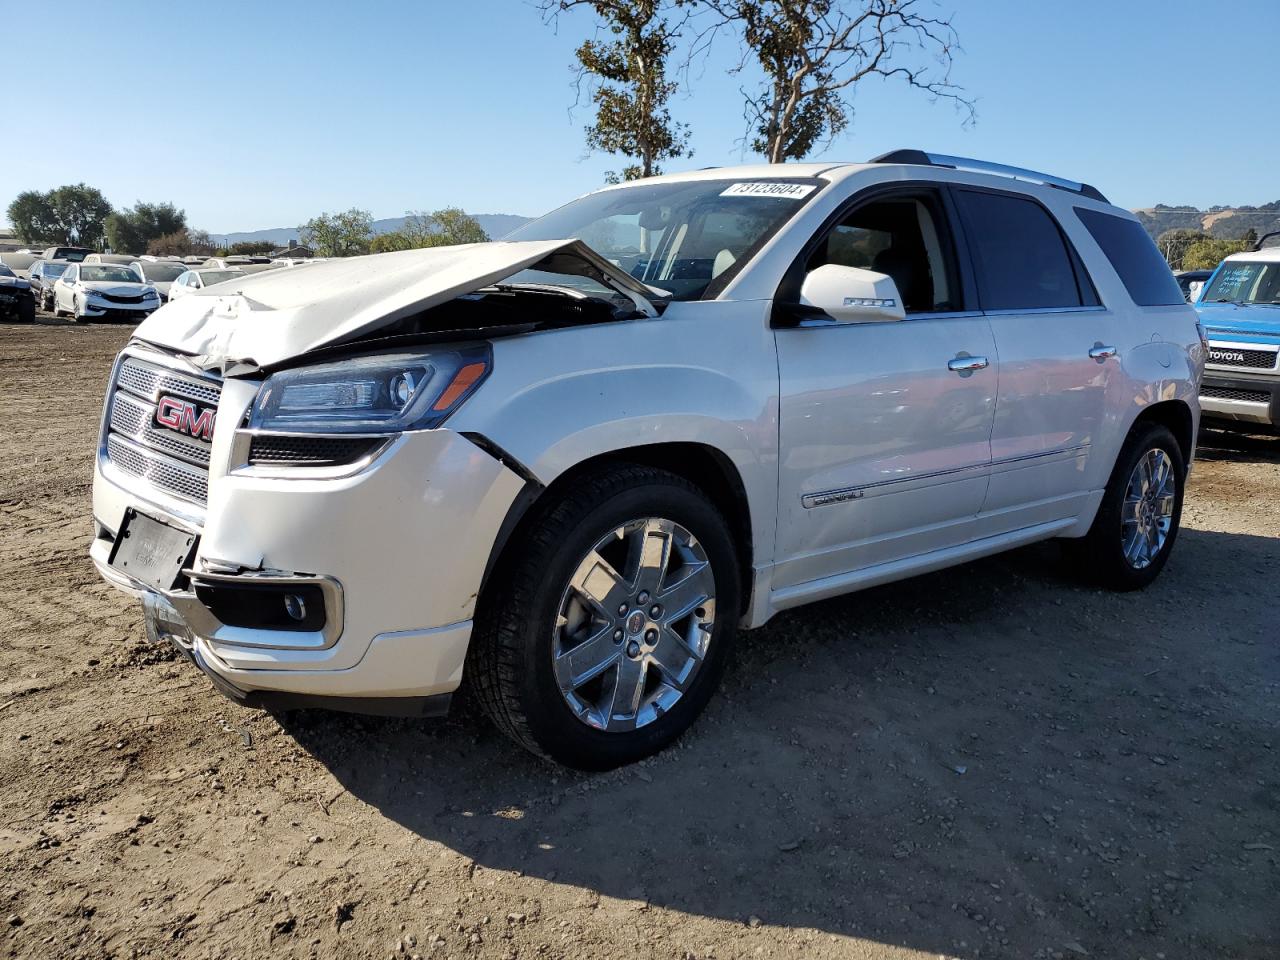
369 208 489 253
711 0 973 162
6 191 60 244
298 209 374 257
225 240 277 256
6 184 113 246
105 201 187 254
50 183 113 248
543 0 693 180
146 228 215 257
1156 228 1208 270
1182 237 1252 272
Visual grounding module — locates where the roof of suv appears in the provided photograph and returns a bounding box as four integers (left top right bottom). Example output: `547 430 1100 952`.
1223 246 1280 264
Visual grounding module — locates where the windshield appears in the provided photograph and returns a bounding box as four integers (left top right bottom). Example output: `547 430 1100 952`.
80 265 141 283
138 263 186 281
55 248 88 262
0 265 14 278
43 263 69 277
507 178 822 300
201 270 245 285
1202 260 1280 304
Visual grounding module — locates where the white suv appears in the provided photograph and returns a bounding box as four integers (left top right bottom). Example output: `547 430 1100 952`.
91 152 1204 769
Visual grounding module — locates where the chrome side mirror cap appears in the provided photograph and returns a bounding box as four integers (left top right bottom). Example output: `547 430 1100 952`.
799 264 906 323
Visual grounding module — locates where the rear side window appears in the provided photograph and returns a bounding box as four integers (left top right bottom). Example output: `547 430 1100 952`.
955 190 1085 310
1075 208 1185 306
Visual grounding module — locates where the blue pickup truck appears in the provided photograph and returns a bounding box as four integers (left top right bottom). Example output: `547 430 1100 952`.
1194 237 1280 432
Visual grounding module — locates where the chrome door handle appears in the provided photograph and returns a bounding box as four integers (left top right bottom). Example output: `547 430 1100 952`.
1088 344 1117 362
947 354 989 375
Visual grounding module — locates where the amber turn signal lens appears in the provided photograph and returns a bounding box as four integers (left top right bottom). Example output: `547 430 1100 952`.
433 362 488 411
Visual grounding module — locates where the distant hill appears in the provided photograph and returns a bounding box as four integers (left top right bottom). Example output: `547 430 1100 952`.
1133 202 1280 242
210 212 532 247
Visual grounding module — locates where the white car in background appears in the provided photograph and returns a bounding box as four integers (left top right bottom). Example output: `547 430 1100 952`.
167 267 248 301
129 260 189 302
51 262 161 323
92 152 1203 769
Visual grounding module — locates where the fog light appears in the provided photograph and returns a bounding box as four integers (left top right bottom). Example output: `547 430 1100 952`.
284 593 307 621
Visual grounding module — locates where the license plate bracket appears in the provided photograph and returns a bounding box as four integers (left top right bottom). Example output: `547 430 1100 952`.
107 509 198 592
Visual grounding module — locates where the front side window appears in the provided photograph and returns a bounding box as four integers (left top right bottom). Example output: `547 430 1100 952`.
955 190 1085 311
1201 260 1280 305
507 178 822 300
809 195 959 313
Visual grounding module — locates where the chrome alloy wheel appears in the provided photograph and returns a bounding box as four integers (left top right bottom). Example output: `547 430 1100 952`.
1121 448 1176 570
552 518 717 732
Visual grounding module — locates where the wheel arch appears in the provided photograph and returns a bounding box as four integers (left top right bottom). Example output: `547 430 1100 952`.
476 440 755 616
1129 398 1195 471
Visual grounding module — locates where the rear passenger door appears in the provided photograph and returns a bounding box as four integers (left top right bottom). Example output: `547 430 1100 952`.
952 188 1120 530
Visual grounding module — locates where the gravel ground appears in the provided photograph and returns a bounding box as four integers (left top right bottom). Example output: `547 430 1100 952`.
1 316 1277 960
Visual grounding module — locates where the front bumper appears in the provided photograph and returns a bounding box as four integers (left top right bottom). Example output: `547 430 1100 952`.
1200 371 1279 428
92 388 526 708
79 301 157 322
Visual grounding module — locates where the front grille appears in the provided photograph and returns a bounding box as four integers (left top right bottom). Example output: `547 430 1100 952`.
247 434 383 466
101 292 143 304
1205 346 1277 370
1202 386 1271 404
103 355 222 507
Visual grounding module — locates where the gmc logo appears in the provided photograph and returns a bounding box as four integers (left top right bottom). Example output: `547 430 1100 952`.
1209 350 1246 363
155 395 216 441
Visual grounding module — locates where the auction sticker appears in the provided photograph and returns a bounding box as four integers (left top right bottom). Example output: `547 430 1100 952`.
721 182 817 199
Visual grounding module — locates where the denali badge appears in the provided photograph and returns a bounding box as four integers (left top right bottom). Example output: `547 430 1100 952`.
1209 349 1246 363
155 395 216 440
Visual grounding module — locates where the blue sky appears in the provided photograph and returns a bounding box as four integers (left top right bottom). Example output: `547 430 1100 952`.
2 0 1275 233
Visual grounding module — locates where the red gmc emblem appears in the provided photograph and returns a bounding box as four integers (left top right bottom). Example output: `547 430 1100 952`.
155 395 216 441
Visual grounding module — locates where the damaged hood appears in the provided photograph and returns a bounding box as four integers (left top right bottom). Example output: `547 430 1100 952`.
131 239 658 372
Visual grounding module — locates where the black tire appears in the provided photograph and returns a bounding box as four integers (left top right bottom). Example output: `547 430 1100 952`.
468 464 741 770
17 295 35 324
1066 423 1185 590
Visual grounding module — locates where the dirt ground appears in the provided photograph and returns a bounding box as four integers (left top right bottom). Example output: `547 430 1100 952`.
1 316 1277 960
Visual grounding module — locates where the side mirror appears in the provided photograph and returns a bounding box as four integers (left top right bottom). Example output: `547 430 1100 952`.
799 264 906 323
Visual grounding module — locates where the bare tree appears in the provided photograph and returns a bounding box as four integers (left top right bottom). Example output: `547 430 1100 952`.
541 0 693 180
709 0 974 163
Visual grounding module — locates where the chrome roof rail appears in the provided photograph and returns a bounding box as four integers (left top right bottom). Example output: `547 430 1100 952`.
870 149 1109 204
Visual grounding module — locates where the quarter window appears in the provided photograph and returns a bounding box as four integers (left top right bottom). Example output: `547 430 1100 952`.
955 190 1084 310
1075 208 1186 306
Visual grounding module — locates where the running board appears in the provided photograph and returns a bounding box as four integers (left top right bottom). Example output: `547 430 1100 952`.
768 518 1075 614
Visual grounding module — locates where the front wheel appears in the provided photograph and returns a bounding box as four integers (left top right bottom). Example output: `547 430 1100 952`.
468 465 740 769
1067 423 1185 590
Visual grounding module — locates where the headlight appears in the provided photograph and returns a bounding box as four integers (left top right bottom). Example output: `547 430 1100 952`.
248 346 491 435
142 287 159 299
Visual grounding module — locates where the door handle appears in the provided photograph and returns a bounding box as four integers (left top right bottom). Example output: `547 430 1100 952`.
947 354 989 376
1088 344 1117 362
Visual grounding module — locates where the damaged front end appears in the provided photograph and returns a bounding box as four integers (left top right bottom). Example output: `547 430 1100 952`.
129 238 663 375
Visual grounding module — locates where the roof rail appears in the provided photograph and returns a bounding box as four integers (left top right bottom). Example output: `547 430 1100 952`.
870 149 1108 204
1254 230 1280 251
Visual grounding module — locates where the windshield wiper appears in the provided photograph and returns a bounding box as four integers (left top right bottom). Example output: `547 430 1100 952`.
1209 298 1247 304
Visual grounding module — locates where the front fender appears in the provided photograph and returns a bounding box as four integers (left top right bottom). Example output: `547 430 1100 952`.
450 301 780 566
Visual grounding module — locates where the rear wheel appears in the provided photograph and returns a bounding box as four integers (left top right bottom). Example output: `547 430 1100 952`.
468 464 740 769
1067 423 1185 590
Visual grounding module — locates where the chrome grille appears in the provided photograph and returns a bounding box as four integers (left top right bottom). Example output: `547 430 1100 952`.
102 355 222 506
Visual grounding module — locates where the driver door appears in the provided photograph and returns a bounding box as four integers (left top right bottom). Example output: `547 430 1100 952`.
772 186 997 591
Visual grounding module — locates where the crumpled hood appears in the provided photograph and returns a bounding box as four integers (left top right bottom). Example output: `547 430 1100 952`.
131 239 657 372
